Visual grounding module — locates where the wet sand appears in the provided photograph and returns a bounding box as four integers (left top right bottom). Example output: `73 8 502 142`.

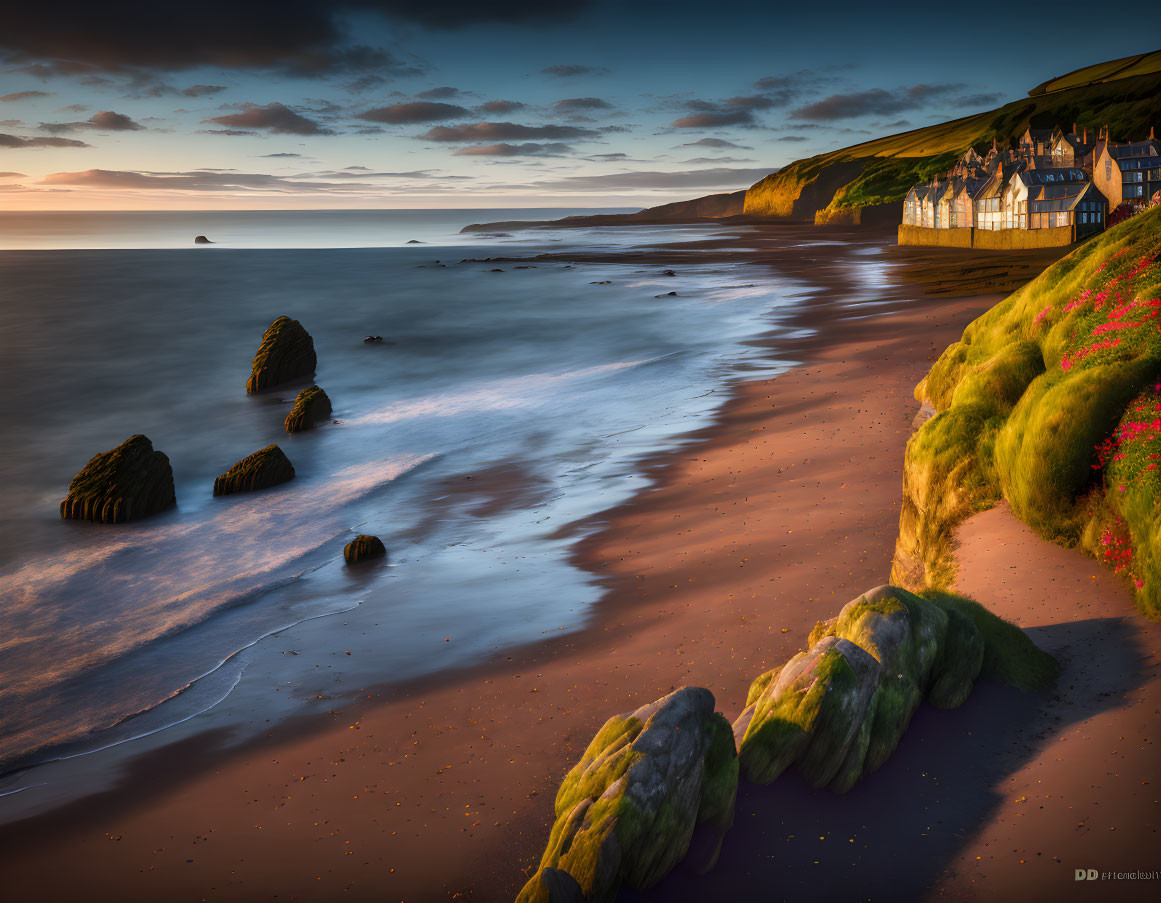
0 231 1098 902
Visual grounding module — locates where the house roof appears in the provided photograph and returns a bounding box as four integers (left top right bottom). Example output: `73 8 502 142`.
1029 182 1106 212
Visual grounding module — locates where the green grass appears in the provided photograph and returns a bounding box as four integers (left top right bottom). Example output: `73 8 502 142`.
829 151 960 209
893 206 1161 618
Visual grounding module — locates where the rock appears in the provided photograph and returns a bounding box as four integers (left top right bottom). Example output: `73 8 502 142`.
344 534 386 564
60 434 176 523
491 268 504 272
405 239 424 244
194 235 213 244
662 269 676 276
284 385 332 433
246 316 316 393
733 585 984 793
213 444 295 496
362 335 384 344
517 687 738 903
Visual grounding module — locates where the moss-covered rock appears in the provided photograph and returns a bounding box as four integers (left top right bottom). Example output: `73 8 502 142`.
344 534 386 564
60 434 176 523
246 316 316 393
733 585 986 793
284 385 332 433
516 687 738 903
213 445 295 496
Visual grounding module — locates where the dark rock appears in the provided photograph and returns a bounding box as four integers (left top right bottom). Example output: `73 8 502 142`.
405 239 424 244
213 444 295 496
517 687 738 903
246 316 316 393
344 534 386 564
60 434 176 523
655 292 678 298
362 335 384 344
194 235 213 244
284 386 332 433
662 269 676 276
590 281 612 285
491 268 505 272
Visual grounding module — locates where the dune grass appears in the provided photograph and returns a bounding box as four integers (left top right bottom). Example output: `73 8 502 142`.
893 206 1161 618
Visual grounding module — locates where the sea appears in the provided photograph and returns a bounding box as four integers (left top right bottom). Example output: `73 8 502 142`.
0 208 820 819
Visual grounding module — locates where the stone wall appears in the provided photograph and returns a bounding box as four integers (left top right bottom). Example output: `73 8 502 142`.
897 223 1076 250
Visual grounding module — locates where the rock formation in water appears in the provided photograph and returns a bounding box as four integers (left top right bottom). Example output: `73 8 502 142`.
60 434 176 523
732 585 984 791
245 316 317 393
344 534 386 564
516 687 738 903
194 235 213 244
284 385 332 433
213 444 295 496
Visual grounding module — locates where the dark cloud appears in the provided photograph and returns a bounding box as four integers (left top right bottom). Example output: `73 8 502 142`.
56 104 88 113
479 100 525 115
530 166 775 191
359 101 471 124
452 142 571 156
879 119 912 128
956 92 1005 107
541 64 608 78
182 85 228 97
0 90 53 102
0 171 27 177
776 135 810 142
677 137 751 150
684 156 754 163
419 121 597 142
205 102 330 135
670 91 790 129
261 152 305 157
0 133 91 149
792 83 996 121
0 3 593 76
553 97 614 112
590 152 629 160
199 128 258 136
40 110 145 133
415 86 463 100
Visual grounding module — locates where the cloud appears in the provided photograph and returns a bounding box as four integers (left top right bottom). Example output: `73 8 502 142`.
0 171 27 177
541 64 608 78
38 166 458 194
776 135 810 142
678 137 751 150
0 3 593 76
530 167 775 191
415 86 463 100
669 92 790 129
39 110 145 133
0 91 53 102
205 102 330 135
553 97 614 112
182 84 228 97
199 128 257 136
419 121 598 142
479 100 525 115
358 101 471 124
0 133 91 149
684 156 754 163
792 83 998 121
452 142 571 156
261 152 305 157
56 104 88 113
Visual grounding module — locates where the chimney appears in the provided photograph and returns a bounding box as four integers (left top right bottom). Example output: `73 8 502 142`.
1083 126 1087 144
1151 125 1156 140
1072 121 1077 135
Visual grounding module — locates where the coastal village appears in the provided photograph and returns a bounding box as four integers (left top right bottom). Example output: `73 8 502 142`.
901 124 1161 247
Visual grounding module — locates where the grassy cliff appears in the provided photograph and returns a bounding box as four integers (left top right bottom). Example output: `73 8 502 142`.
744 57 1161 222
893 206 1161 617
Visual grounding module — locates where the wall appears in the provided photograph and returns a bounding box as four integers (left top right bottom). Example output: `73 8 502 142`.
897 224 1076 249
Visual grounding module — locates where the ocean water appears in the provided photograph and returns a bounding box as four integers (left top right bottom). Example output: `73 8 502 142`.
0 210 811 816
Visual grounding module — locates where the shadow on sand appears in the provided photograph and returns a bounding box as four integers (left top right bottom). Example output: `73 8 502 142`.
623 615 1147 902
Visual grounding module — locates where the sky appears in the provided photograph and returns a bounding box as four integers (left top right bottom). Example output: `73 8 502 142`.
0 1 1153 210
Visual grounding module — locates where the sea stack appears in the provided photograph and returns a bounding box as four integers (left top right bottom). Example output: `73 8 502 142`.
60 434 176 523
213 445 295 496
194 235 213 244
344 534 386 564
284 385 332 433
246 316 317 393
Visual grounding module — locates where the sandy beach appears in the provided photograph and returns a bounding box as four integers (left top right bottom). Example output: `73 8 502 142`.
5 229 1147 903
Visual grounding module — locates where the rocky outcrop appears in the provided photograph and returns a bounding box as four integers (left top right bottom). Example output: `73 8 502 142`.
344 534 386 564
213 445 295 496
60 434 176 523
732 585 983 792
284 385 332 433
194 235 213 244
517 687 738 903
246 316 316 393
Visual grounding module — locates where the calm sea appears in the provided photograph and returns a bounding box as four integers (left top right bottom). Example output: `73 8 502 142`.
0 209 811 817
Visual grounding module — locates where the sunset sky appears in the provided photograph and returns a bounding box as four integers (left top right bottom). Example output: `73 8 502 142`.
0 1 1151 210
